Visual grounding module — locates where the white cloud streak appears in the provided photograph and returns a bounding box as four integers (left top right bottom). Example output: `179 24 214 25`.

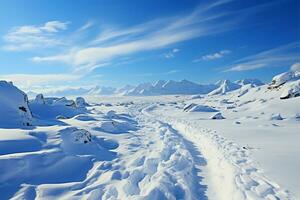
164 48 180 59
290 63 300 72
0 74 80 89
194 50 231 62
2 21 69 51
31 0 272 72
224 42 300 72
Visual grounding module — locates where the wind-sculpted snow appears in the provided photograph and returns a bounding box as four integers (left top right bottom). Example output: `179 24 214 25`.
94 110 138 134
280 80 300 99
269 70 300 89
0 69 299 199
183 103 219 112
143 104 293 200
29 95 88 122
0 81 32 128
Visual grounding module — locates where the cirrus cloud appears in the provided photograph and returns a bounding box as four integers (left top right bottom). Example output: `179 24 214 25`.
2 21 69 51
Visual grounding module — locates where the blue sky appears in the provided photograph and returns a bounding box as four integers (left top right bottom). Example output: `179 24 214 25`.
0 0 299 91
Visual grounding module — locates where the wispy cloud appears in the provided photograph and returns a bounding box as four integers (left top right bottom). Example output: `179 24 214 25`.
194 49 230 62
0 73 80 89
78 20 95 32
2 21 69 51
164 48 180 59
224 42 300 72
290 63 300 72
30 0 275 73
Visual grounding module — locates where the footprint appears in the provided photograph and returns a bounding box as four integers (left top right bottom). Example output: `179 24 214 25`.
132 156 145 167
123 169 145 195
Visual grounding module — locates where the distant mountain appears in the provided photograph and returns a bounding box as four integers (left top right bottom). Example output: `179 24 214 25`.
26 78 265 97
208 80 241 95
116 85 135 95
125 79 217 96
235 79 264 87
88 86 116 95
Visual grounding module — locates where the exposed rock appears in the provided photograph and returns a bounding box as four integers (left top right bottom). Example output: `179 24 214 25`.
56 115 68 120
34 94 45 104
73 129 92 144
76 97 88 108
270 113 283 120
210 112 225 120
184 104 218 112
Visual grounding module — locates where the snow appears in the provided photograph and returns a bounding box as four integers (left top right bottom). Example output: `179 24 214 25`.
269 71 299 88
0 70 299 199
280 80 300 99
209 80 242 95
125 79 218 96
210 112 225 119
184 103 219 112
0 81 32 128
235 78 264 87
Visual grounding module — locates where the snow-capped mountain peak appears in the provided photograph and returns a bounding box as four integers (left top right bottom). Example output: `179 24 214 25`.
209 79 241 95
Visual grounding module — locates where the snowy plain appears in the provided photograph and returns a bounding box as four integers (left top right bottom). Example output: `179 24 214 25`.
0 70 299 200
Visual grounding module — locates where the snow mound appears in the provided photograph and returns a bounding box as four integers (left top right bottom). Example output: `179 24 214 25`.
210 112 225 119
280 80 300 99
29 96 86 120
0 81 32 128
209 80 241 95
184 103 218 112
96 119 137 134
60 127 117 158
106 110 118 118
269 70 300 88
53 97 76 107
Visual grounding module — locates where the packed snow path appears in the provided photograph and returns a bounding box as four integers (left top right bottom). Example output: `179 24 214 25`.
134 103 293 200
